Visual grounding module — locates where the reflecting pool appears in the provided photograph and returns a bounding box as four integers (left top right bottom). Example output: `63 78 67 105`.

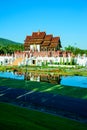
61 76 87 88
0 71 87 88
0 71 24 80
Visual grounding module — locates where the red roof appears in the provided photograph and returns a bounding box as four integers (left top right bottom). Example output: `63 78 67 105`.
51 37 60 43
25 36 32 42
25 39 43 44
32 32 46 39
24 32 61 49
49 42 58 47
44 35 53 41
41 41 51 46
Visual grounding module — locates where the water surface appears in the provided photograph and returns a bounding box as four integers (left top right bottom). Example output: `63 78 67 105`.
0 71 87 88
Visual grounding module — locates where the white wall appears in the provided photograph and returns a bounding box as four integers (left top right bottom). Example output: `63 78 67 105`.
76 56 87 66
0 56 13 65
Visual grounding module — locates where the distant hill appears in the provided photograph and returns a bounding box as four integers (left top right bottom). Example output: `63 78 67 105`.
0 38 22 46
0 38 24 54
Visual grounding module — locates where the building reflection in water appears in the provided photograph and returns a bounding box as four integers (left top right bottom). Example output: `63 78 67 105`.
24 72 61 84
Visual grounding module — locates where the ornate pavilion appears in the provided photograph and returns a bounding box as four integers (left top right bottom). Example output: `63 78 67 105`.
2 31 73 66
24 31 62 52
0 31 87 66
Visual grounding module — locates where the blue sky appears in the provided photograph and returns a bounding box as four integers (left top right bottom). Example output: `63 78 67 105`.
0 0 87 49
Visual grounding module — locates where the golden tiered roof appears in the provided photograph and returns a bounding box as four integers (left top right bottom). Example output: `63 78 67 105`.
24 31 62 51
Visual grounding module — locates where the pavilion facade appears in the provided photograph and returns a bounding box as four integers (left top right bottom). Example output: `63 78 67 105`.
24 31 62 52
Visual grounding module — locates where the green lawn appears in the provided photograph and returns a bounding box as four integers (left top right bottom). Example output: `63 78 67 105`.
0 77 87 99
0 102 87 130
0 65 87 76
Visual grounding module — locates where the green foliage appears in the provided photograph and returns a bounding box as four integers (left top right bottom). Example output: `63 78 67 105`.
42 62 45 66
0 38 24 54
66 58 68 65
70 58 73 65
64 45 87 55
60 57 63 64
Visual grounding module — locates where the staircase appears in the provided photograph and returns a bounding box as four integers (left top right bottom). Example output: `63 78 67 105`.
11 57 23 66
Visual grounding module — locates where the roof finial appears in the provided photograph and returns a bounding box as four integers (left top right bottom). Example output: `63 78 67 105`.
38 29 40 35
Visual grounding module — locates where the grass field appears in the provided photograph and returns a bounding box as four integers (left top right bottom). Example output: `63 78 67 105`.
0 77 87 99
0 102 87 130
0 76 87 129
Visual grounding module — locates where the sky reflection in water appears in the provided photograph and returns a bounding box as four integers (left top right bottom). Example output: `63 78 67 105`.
0 71 87 88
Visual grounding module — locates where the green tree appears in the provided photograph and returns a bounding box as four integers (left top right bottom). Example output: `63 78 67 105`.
64 45 87 56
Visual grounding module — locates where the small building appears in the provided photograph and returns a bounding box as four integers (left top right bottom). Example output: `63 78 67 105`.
24 31 62 52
